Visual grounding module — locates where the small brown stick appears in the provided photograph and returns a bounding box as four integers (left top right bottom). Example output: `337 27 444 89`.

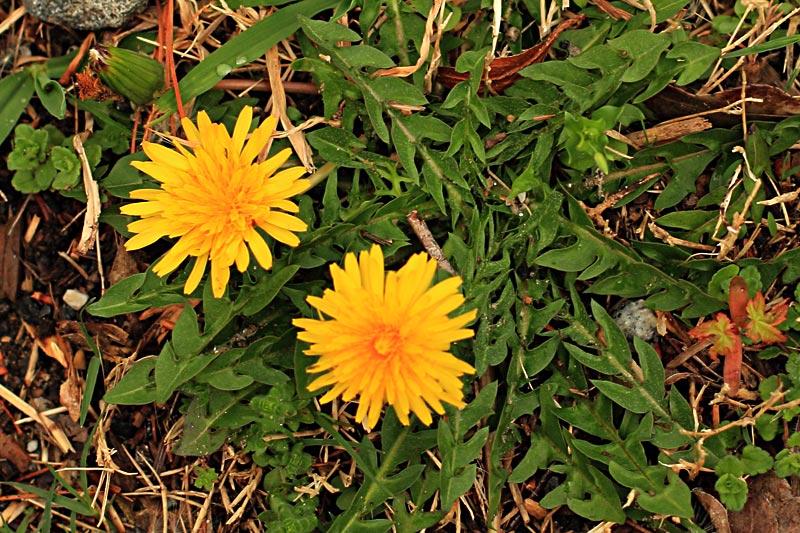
213 79 319 94
592 0 632 20
58 33 94 85
406 211 456 275
648 222 716 251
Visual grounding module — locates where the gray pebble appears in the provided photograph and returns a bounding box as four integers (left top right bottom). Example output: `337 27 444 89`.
23 0 148 30
612 299 658 342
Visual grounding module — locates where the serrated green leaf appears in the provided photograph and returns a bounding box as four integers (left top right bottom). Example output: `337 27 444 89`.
636 470 692 517
175 388 253 455
441 463 477 507
101 152 149 198
740 445 773 475
725 34 800 58
651 0 692 22
171 303 203 357
307 126 366 165
715 473 747 511
86 273 146 317
155 343 217 403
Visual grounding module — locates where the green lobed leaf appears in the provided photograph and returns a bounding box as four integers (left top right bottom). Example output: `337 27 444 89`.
715 473 747 511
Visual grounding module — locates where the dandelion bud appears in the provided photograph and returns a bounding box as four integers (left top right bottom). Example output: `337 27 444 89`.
88 45 164 106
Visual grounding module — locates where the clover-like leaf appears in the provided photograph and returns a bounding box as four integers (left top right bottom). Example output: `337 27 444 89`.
744 292 788 344
715 473 747 511
7 124 49 171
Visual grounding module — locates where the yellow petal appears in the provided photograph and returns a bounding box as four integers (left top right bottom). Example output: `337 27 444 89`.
185 254 209 294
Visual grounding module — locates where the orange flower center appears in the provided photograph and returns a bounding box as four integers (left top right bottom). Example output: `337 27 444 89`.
370 326 404 361
223 203 253 234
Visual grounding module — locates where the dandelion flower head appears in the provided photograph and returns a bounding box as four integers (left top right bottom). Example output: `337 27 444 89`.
122 106 309 297
293 245 477 428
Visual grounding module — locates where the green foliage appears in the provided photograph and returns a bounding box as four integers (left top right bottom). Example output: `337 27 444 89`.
714 447 774 511
7 120 128 198
193 466 219 490
0 54 71 146
23 0 795 530
260 494 319 533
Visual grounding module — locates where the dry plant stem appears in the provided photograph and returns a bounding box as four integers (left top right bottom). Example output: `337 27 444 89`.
625 117 712 147
163 0 185 118
73 134 102 256
213 78 319 94
372 0 444 79
406 211 456 275
0 383 74 453
681 388 794 438
701 5 800 94
59 34 94 85
0 6 25 36
57 251 90 280
714 147 763 260
666 339 714 369
591 0 632 20
741 70 748 140
265 45 315 171
490 0 501 59
648 221 716 251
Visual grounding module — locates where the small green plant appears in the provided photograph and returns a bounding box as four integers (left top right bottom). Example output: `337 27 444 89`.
0 57 70 147
774 433 800 478
714 445 773 511
259 493 319 533
8 124 84 194
193 465 220 490
7 121 129 197
560 106 632 173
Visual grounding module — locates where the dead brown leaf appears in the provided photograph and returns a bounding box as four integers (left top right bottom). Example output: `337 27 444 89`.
0 215 21 302
0 430 31 472
647 84 800 127
437 15 585 93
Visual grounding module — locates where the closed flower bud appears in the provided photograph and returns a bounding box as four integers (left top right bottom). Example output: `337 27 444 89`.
88 45 164 106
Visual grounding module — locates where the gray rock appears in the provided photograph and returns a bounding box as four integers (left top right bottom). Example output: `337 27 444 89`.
23 0 148 30
612 299 659 342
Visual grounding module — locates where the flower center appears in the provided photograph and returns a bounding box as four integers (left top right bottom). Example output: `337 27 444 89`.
224 203 253 234
370 326 404 361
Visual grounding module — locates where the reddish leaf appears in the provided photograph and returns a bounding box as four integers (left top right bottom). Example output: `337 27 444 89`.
437 15 585 92
729 276 749 328
723 336 743 394
689 313 740 360
745 292 789 344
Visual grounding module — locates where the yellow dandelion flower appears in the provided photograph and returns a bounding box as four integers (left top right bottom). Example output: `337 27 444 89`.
293 245 477 428
121 106 309 298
